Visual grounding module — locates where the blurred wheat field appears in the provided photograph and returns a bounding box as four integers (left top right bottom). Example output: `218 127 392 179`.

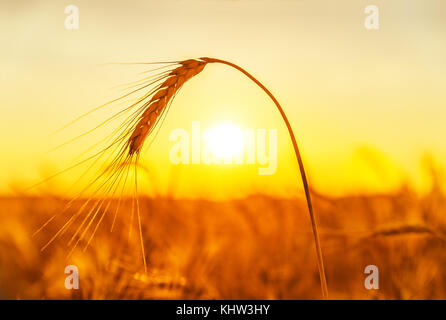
1 181 445 299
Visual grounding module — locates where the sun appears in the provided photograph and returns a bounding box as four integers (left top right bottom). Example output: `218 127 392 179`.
205 123 244 159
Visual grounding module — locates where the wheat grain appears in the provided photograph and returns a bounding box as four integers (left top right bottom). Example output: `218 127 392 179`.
126 59 207 155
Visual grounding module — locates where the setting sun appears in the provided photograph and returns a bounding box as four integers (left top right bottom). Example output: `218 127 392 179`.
204 123 245 160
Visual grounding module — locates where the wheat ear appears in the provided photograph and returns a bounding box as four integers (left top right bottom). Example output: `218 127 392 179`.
126 57 328 299
127 59 207 155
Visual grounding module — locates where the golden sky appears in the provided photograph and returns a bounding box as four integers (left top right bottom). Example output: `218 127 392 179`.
1 0 446 198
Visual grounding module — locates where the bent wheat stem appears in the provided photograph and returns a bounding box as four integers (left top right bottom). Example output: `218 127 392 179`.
124 57 328 298
201 57 328 299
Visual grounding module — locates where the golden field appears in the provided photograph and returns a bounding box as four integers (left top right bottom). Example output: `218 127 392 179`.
1 175 445 299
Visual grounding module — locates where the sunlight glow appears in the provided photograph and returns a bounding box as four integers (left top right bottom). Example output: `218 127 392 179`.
205 123 244 160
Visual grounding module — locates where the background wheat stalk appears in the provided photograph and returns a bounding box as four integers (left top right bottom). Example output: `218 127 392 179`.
123 57 328 299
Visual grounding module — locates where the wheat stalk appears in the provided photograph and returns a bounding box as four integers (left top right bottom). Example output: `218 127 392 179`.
122 57 328 299
367 224 446 242
36 57 328 299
